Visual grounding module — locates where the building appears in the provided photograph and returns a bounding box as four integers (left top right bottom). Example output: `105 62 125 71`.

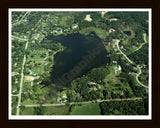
72 24 78 29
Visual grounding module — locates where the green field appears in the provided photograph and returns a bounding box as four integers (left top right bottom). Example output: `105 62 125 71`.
20 107 34 115
20 105 69 115
45 105 70 115
70 103 101 115
59 15 74 27
31 62 44 74
79 27 108 40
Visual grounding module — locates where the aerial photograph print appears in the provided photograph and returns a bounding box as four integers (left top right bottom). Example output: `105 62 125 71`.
9 8 151 120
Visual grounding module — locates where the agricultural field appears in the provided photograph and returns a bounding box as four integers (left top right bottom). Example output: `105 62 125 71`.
45 105 70 115
79 27 108 40
69 103 101 115
20 107 34 115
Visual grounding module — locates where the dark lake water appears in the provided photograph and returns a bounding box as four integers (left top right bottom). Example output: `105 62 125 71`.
41 32 109 89
123 31 131 36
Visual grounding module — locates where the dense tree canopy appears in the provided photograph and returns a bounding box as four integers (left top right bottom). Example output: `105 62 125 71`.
100 100 148 115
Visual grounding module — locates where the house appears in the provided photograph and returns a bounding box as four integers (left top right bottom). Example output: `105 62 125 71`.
28 69 33 75
113 61 117 64
32 40 35 43
72 24 78 29
93 87 97 91
111 40 116 46
15 79 18 84
11 72 19 76
109 28 115 33
118 65 122 71
75 93 80 97
57 97 61 103
12 88 17 93
44 62 48 65
113 65 121 74
63 94 67 98
88 82 96 85
33 73 38 76
35 33 40 39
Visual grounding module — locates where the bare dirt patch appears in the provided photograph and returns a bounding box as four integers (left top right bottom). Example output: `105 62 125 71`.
24 76 40 82
101 11 108 18
84 14 92 22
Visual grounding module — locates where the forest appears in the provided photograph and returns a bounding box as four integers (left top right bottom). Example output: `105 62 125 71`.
99 98 148 115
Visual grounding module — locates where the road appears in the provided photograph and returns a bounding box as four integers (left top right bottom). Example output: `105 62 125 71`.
24 97 142 107
134 33 148 88
12 35 28 50
25 40 29 50
134 42 147 52
12 35 28 41
15 38 28 115
11 94 19 97
136 65 148 88
134 33 148 52
12 11 30 26
143 33 147 43
16 55 26 115
115 39 134 64
115 37 148 88
12 15 44 115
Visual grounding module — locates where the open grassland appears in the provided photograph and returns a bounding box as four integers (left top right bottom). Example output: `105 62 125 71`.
59 15 74 27
20 105 69 115
31 63 44 74
45 105 69 115
79 27 108 40
20 107 34 115
70 103 101 115
21 98 38 106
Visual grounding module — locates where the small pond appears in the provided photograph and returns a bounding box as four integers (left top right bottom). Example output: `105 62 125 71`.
123 31 131 36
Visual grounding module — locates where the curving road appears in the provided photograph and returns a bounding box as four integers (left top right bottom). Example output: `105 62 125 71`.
13 11 30 26
114 37 148 88
134 33 148 88
134 33 148 52
115 39 134 64
136 65 148 88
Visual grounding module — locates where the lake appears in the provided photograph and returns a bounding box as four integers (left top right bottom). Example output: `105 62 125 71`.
123 31 131 36
41 32 109 89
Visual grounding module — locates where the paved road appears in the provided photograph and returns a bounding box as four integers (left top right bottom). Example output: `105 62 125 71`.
135 43 147 52
134 33 148 88
136 65 149 88
16 55 26 115
115 38 148 88
135 33 148 52
143 33 147 43
24 97 142 107
16 38 28 115
11 94 19 97
12 35 28 41
115 39 134 64
25 40 29 50
13 11 30 26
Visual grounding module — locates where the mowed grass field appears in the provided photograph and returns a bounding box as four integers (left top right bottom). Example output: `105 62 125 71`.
79 27 108 40
20 107 34 115
20 105 69 115
45 105 70 115
70 103 101 115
